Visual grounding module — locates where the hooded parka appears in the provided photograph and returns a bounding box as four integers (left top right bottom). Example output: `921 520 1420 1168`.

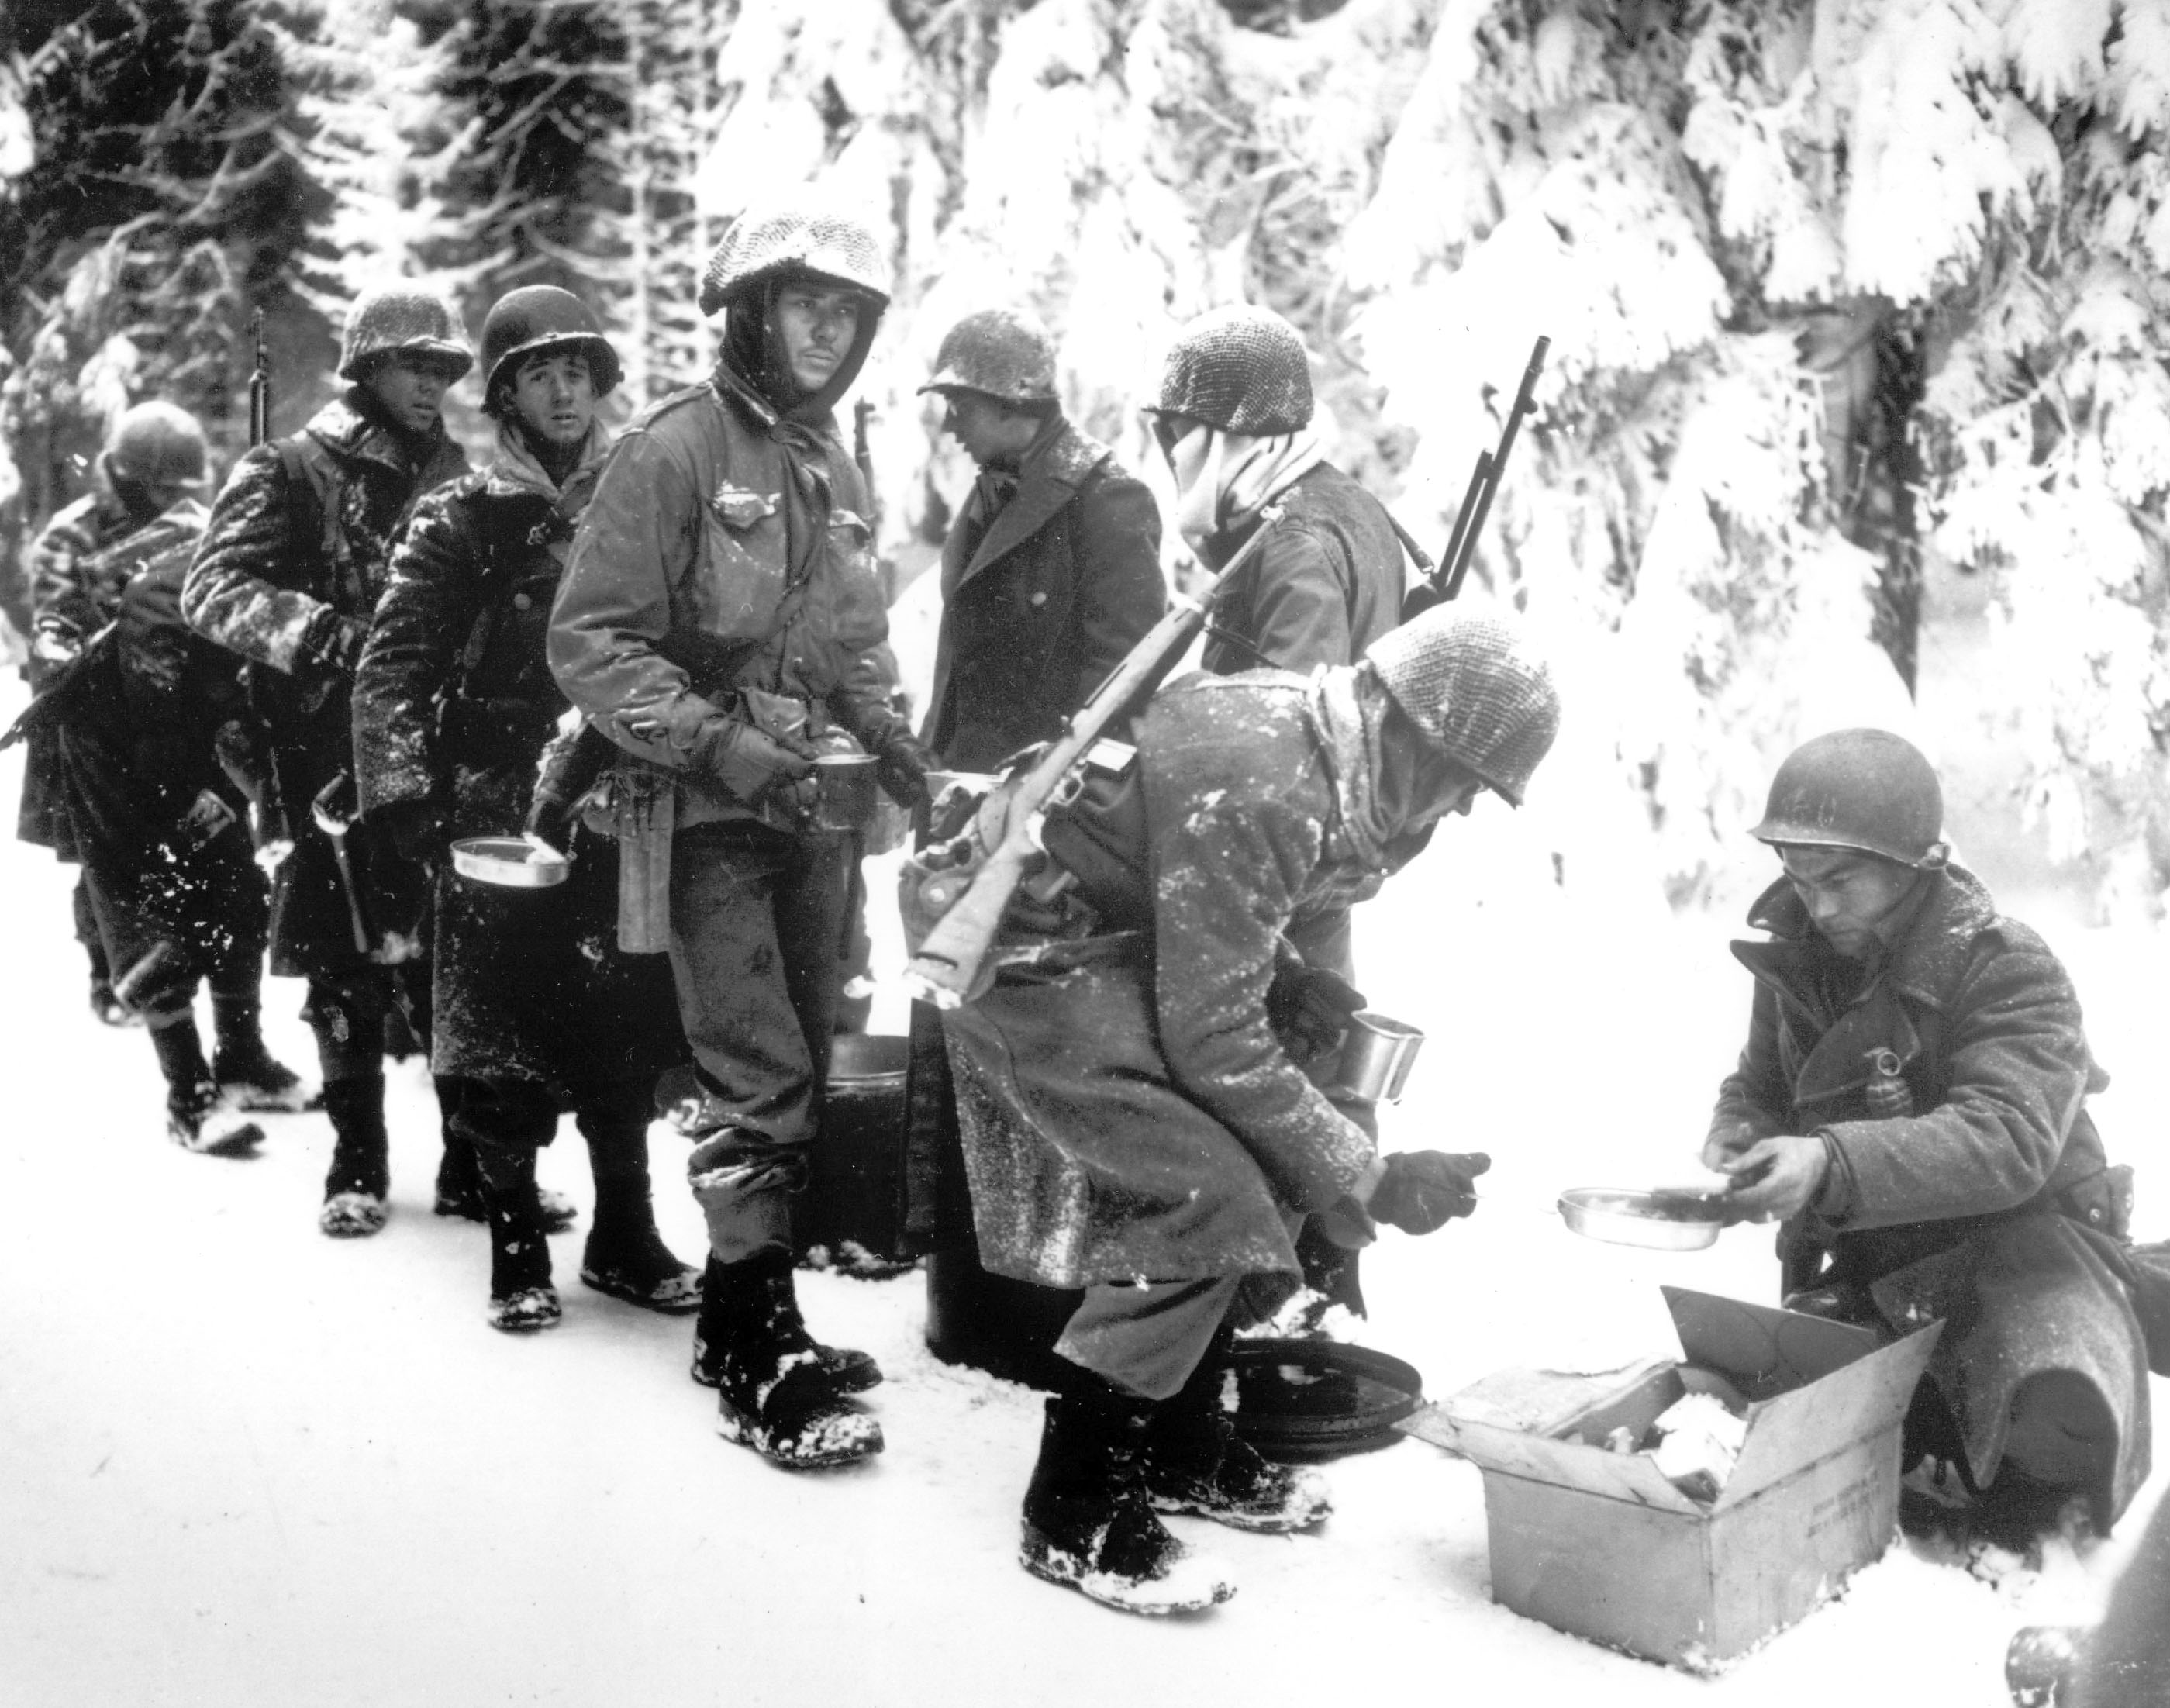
1712 864 2151 1526
922 419 1164 771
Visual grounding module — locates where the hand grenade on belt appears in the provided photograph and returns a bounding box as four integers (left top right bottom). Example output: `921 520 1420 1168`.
1864 1047 1914 1118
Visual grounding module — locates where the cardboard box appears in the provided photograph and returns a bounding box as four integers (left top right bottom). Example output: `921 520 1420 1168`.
1401 1286 1941 1672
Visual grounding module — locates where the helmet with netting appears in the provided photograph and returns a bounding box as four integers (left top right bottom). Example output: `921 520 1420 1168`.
338 285 474 382
104 401 209 493
1366 608 1561 807
918 308 1059 404
697 202 892 318
478 286 621 409
1151 304 1313 436
1750 729 1946 867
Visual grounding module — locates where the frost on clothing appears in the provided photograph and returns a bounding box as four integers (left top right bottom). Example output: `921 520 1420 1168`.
181 390 467 978
921 419 1165 773
1713 864 2151 1525
1197 462 1405 678
352 423 683 1094
546 371 904 830
945 673 1385 1289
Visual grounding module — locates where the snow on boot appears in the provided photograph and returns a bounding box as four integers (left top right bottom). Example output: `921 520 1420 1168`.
489 1286 562 1332
578 1111 700 1313
319 1076 390 1238
1142 1330 1330 1533
690 1252 879 1392
151 1018 264 1157
469 1133 563 1332
708 1249 881 1468
1020 1384 1236 1616
211 995 313 1111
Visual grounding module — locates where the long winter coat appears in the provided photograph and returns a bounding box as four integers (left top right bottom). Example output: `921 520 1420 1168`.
547 368 904 831
351 427 685 1096
1197 462 1404 678
1712 866 2151 1524
921 420 1164 772
944 671 1389 1287
184 392 467 976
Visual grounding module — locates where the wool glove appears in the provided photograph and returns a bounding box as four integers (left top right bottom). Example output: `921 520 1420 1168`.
690 716 815 807
872 728 934 813
1265 960 1368 1064
1368 1150 1490 1235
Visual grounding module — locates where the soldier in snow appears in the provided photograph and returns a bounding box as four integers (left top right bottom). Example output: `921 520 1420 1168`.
549 200 933 1468
934 606 1556 1613
1706 730 2156 1547
184 288 480 1240
352 287 697 1334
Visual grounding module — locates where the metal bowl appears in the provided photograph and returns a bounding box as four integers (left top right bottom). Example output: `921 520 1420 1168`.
1557 1187 1736 1252
450 835 570 889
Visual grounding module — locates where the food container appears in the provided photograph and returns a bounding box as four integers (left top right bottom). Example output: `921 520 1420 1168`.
450 835 569 889
1556 1186 1743 1251
1402 1288 1944 1672
1331 1009 1425 1102
798 1034 916 1273
812 752 880 834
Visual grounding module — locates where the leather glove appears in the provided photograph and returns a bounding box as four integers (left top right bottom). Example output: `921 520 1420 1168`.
873 729 933 812
1266 960 1368 1064
299 606 367 680
1367 1150 1490 1235
377 798 450 868
690 716 815 807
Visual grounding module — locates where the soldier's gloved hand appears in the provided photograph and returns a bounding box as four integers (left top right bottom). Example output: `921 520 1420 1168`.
1266 961 1368 1063
30 626 79 667
378 799 450 868
872 729 934 812
691 716 815 807
1366 1150 1491 1234
298 608 367 681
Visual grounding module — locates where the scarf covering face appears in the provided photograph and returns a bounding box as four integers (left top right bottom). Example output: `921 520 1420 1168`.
1305 660 1458 877
1168 419 1328 552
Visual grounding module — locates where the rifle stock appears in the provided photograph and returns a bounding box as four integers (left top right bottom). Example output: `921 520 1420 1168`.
902 505 1286 1009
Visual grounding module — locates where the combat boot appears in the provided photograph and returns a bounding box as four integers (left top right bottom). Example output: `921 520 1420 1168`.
473 1140 561 1334
150 1017 264 1157
706 1247 881 1468
431 1079 577 1230
1140 1328 1330 1533
210 994 314 1111
1020 1378 1236 1615
578 1106 699 1314
690 1251 880 1392
319 1075 390 1237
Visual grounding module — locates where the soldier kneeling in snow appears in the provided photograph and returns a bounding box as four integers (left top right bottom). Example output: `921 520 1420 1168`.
1704 730 2157 1548
928 606 1560 1613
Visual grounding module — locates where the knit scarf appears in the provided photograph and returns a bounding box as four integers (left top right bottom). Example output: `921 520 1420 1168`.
489 418 612 509
1305 661 1451 877
1168 419 1327 552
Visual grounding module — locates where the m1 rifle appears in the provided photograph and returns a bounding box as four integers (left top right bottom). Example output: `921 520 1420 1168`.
1400 335 1549 622
235 307 295 860
899 505 1287 1010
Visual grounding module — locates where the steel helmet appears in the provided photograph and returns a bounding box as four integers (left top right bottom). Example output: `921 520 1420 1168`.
918 309 1059 404
338 285 474 382
1150 304 1313 436
696 202 892 319
1366 607 1561 806
103 400 209 493
1750 729 1947 867
478 286 622 405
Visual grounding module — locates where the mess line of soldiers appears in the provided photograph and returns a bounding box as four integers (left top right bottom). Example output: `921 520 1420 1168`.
11 188 2164 1618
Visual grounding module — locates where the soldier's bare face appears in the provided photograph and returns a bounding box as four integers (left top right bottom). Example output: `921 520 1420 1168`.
510 351 595 447
939 390 1040 466
365 352 457 436
1779 846 1917 959
769 284 861 396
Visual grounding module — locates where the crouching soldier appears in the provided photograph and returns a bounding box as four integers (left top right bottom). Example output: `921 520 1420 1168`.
925 606 1559 1613
354 288 699 1333
550 198 932 1467
185 288 474 1237
1705 730 2153 1546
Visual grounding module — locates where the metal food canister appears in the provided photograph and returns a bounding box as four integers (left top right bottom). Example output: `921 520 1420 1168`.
1332 1009 1426 1102
811 752 880 834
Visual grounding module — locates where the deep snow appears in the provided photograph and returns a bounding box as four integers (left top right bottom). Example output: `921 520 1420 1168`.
2 668 2164 1708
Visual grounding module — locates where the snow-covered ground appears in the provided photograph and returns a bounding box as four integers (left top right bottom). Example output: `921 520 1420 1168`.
2 670 2164 1708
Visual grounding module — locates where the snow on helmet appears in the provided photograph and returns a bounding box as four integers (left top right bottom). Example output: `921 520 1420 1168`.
103 400 209 492
1750 729 1946 867
696 202 892 319
478 285 621 408
1151 304 1313 436
918 308 1059 404
338 285 474 382
1366 607 1561 807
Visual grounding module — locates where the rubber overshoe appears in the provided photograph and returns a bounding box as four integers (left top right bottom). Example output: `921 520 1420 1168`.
166 1079 265 1158
690 1251 879 1393
319 1190 388 1237
1144 1413 1331 1533
706 1251 882 1468
488 1285 563 1334
212 1040 316 1113
581 1223 702 1316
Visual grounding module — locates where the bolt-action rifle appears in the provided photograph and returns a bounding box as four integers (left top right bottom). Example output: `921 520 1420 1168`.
231 308 295 859
1400 335 1549 622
